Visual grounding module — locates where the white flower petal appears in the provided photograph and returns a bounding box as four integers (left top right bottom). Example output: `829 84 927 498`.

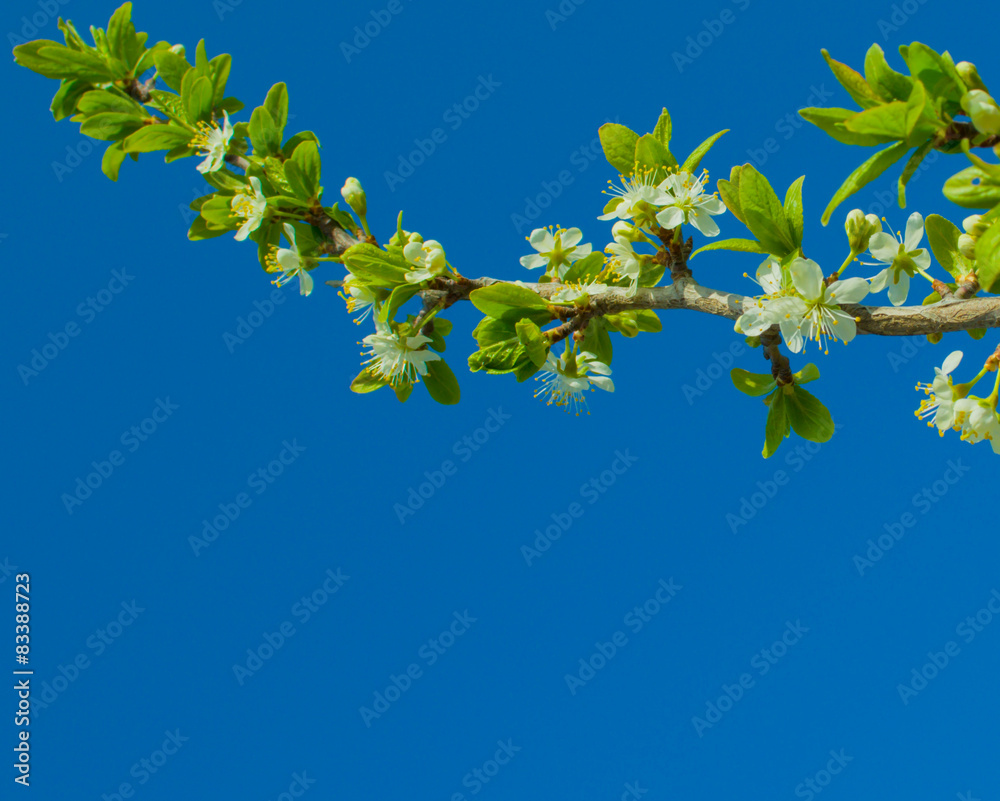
903 212 924 251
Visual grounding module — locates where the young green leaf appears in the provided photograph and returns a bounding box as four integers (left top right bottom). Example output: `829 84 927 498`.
731 368 777 397
762 390 789 459
785 386 835 443
423 360 461 404
974 222 1000 293
822 49 882 109
691 238 767 258
652 107 671 146
821 140 910 225
598 122 640 176
680 129 727 174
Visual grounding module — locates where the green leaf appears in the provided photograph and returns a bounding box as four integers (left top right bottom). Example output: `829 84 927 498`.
26 44 115 82
468 339 527 374
263 82 289 140
50 79 92 121
691 238 767 258
604 312 639 337
843 99 911 140
581 318 613 365
351 368 390 394
923 214 972 282
209 53 231 106
680 129 728 174
515 320 548 368
290 141 321 198
967 327 989 340
821 140 910 225
783 176 805 249
799 107 897 146
281 131 321 158
634 309 662 332
152 49 191 92
864 44 914 101
943 166 1000 209
106 3 136 66
77 89 143 115
785 386 835 443
897 140 933 208
762 390 789 459
249 106 280 156
738 165 796 256
652 107 671 146
472 317 517 348
974 222 1000 293
822 48 882 109
598 122 640 176
469 283 551 324
121 123 193 152
187 215 228 240
379 283 420 323
393 381 414 403
634 133 676 178
731 368 777 397
341 243 409 287
423 360 460 404
900 42 963 105
79 112 146 140
101 141 127 181
561 251 606 283
717 166 746 225
793 363 820 385
183 74 214 123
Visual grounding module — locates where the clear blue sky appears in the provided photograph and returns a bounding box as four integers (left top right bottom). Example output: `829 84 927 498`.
4 0 999 798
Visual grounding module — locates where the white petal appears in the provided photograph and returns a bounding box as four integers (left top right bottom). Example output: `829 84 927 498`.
589 375 614 392
887 271 910 306
560 228 583 247
790 258 823 300
828 276 869 304
830 310 857 343
698 195 726 215
690 209 720 237
941 351 963 375
903 212 924 251
528 228 555 252
276 248 299 272
655 207 683 229
520 254 547 270
299 270 314 296
868 268 890 292
912 248 931 270
868 233 900 262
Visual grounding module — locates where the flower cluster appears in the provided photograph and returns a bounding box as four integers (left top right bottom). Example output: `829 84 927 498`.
534 349 614 416
915 351 1000 453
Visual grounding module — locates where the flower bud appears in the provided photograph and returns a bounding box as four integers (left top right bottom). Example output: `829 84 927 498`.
340 177 366 217
958 233 978 261
956 61 988 93
963 214 988 237
390 229 422 247
962 90 1000 136
845 209 881 253
611 220 642 242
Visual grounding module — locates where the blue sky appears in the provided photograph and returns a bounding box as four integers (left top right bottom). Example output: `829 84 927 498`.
3 0 999 798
